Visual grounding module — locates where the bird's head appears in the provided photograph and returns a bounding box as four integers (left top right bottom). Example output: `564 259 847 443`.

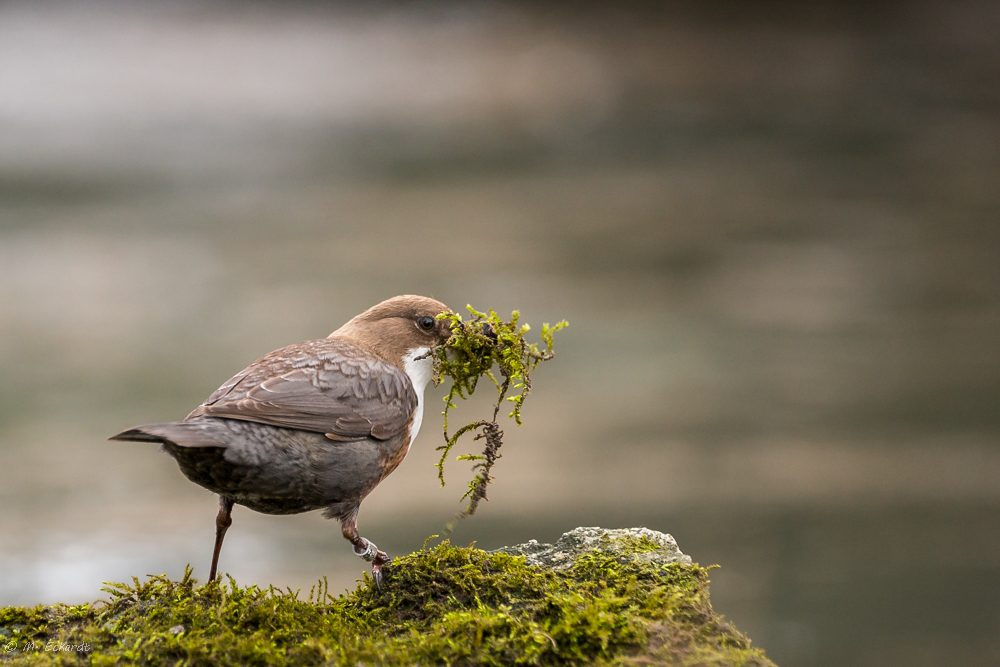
329 295 453 370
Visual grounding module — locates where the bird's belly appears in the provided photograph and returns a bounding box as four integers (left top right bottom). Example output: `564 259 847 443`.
166 418 394 512
232 495 322 515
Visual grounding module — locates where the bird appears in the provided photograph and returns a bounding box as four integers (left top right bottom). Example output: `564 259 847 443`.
110 294 453 589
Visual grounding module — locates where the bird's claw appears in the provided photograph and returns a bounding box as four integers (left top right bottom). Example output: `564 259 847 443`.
354 538 390 594
371 550 389 594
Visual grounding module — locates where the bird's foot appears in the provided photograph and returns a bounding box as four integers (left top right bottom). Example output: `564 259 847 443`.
371 562 385 592
353 538 390 593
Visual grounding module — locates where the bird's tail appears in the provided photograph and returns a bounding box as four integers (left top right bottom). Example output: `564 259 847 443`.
109 420 228 449
109 426 167 443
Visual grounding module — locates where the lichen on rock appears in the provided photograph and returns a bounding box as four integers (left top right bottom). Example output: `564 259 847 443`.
497 526 693 571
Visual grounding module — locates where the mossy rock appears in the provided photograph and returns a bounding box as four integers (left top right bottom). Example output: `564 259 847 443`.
0 527 774 666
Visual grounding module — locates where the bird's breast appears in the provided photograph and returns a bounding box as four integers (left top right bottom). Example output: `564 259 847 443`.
373 346 432 483
401 346 432 452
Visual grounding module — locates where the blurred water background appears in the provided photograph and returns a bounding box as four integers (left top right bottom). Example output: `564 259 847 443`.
1 1 999 665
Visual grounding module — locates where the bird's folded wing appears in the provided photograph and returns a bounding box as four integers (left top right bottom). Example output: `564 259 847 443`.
187 339 417 441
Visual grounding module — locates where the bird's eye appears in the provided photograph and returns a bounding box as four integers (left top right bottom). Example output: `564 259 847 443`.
417 316 435 331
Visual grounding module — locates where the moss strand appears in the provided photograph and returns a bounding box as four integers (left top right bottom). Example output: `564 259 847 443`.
428 306 567 527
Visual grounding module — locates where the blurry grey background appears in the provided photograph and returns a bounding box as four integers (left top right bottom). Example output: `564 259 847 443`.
1 1 999 665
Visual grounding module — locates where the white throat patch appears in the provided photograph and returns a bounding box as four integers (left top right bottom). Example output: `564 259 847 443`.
401 347 433 446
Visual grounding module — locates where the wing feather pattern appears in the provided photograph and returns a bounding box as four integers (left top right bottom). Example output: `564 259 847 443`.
187 338 416 441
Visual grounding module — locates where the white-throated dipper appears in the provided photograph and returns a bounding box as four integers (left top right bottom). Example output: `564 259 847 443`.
110 295 453 589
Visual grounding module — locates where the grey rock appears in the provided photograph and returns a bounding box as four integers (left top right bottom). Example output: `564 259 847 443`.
495 526 692 571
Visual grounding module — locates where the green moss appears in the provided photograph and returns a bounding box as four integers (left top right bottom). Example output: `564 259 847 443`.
0 541 773 666
430 306 567 524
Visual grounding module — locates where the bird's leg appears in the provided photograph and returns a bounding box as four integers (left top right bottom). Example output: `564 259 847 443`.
341 516 390 592
209 495 234 582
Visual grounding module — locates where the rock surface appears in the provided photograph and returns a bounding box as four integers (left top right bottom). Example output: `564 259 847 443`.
496 526 694 570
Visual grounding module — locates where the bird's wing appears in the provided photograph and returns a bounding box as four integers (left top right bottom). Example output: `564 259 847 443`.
187 338 417 441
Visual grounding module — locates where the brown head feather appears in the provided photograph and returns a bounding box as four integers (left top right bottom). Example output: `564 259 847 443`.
329 295 452 368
